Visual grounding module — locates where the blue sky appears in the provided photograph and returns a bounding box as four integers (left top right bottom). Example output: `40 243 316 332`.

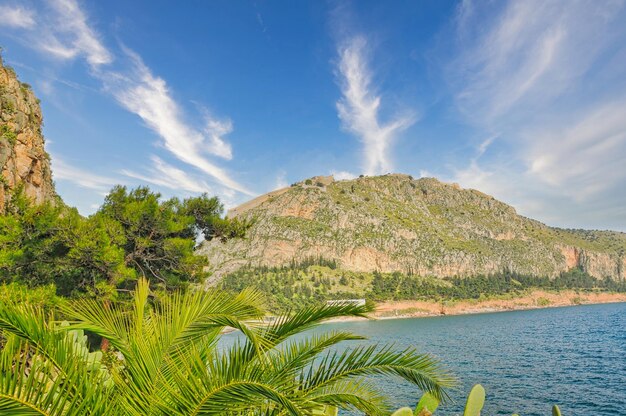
1 0 626 231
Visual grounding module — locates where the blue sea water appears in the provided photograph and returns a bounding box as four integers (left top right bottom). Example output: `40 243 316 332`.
221 302 626 414
318 303 626 415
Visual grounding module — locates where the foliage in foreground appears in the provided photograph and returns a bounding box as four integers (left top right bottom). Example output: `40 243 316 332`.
394 384 563 416
0 279 454 415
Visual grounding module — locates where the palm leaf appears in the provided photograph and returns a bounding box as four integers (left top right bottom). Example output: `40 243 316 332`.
0 302 114 415
0 280 454 415
303 344 455 402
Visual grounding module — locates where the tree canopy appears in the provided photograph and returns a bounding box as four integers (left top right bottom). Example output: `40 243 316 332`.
0 185 246 298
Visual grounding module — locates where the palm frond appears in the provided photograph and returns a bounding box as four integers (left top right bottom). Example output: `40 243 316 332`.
265 331 365 381
302 379 389 415
0 303 115 415
0 280 455 415
258 303 372 349
60 279 268 415
158 346 304 416
303 344 456 402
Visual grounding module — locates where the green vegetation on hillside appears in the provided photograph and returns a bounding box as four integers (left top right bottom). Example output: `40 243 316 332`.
220 262 626 313
203 174 626 282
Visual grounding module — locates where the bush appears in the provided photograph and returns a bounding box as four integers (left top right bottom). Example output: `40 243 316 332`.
0 125 17 145
2 99 16 114
537 297 551 306
0 282 59 312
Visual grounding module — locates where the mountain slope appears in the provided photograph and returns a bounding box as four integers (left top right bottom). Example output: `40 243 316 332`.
199 174 626 282
0 55 55 210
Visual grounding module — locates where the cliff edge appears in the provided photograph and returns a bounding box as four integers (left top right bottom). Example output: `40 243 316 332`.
0 55 55 209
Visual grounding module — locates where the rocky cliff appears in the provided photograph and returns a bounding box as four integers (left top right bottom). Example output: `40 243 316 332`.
199 174 626 281
0 55 55 209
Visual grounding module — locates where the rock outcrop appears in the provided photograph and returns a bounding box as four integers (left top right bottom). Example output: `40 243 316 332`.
199 174 626 281
0 55 55 209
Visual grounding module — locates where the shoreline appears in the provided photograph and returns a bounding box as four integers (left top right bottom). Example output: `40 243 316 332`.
322 290 626 323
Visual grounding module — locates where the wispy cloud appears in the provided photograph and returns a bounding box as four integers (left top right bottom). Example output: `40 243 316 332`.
271 170 289 191
453 1 599 126
336 36 416 175
52 158 118 193
0 5 36 28
525 100 626 200
104 49 252 195
39 0 112 67
202 113 233 160
121 156 212 194
445 0 626 229
3 0 252 199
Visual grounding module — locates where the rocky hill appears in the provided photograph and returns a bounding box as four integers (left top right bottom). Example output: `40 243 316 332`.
0 55 55 210
199 174 626 282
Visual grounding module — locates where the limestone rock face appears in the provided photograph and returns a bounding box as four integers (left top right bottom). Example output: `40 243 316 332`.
198 174 626 282
0 56 55 209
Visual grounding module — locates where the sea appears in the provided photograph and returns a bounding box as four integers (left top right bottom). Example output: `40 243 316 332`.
320 303 626 415
222 302 626 415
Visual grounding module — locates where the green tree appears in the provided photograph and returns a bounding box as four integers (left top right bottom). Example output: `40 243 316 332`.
0 187 132 297
0 188 62 285
52 212 133 297
0 185 246 297
180 193 252 242
95 186 218 291
0 279 454 415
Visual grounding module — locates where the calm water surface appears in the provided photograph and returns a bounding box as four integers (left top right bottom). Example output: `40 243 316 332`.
225 303 626 415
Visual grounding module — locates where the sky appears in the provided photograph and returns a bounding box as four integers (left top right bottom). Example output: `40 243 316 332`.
1 0 625 231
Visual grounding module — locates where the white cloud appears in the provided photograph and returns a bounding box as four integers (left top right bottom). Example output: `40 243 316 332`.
476 135 497 158
273 170 289 190
336 36 416 175
37 35 82 61
331 170 357 181
203 116 233 160
104 49 252 196
37 0 112 67
4 0 251 197
445 0 626 229
0 0 111 66
121 156 212 194
52 158 118 193
452 0 626 130
525 100 626 199
418 169 434 179
0 5 35 28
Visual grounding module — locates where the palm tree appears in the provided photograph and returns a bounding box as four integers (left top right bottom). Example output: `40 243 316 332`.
0 279 454 415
